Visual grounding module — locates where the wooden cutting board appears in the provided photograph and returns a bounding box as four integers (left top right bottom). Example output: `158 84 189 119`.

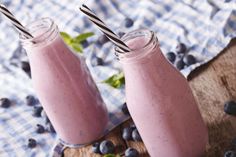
64 39 236 157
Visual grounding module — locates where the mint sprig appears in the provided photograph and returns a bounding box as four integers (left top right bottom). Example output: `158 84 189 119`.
60 32 94 53
60 31 125 88
103 72 125 88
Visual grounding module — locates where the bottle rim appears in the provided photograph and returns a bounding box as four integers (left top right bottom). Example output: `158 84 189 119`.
20 17 58 48
115 29 158 62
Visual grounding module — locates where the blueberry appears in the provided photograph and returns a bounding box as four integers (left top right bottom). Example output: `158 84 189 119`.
224 100 236 116
183 54 196 66
175 59 185 70
96 57 104 66
124 18 134 28
36 124 45 134
118 32 126 38
41 110 50 124
27 138 37 148
224 151 236 157
32 106 43 117
122 127 133 141
46 123 56 133
91 142 101 154
99 140 115 154
176 43 187 54
21 61 30 72
44 116 50 124
26 95 37 106
122 103 130 116
132 129 142 141
97 35 109 46
81 40 89 48
166 52 176 63
0 98 11 108
125 148 139 157
21 61 31 77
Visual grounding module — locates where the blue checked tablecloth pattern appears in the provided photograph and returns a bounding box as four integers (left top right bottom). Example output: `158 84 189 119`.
0 0 236 156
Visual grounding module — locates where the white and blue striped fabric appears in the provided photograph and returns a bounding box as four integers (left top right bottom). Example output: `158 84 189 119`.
0 0 235 156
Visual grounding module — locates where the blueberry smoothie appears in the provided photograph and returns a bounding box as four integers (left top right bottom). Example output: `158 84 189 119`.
116 29 208 156
20 18 108 145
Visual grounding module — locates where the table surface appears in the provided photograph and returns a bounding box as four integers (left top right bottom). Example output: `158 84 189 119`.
64 39 236 157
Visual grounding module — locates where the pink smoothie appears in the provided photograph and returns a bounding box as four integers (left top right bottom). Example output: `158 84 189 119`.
21 18 108 145
118 29 208 156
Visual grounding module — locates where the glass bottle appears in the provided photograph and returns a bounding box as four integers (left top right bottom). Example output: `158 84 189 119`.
116 29 208 157
20 18 108 146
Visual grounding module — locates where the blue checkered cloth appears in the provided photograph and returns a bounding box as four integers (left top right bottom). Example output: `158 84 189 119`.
0 0 235 156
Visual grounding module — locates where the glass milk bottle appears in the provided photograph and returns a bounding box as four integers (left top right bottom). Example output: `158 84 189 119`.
116 29 208 157
20 18 108 146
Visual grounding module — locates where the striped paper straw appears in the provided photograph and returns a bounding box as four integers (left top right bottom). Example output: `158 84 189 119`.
0 4 33 39
79 4 130 53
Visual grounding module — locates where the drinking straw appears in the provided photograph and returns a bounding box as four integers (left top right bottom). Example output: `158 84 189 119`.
0 4 33 39
79 4 130 53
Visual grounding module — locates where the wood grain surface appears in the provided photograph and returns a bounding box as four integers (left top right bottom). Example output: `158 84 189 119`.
64 39 236 157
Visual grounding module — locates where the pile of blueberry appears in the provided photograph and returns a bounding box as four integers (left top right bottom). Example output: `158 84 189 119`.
122 102 142 145
0 95 56 149
27 95 56 134
91 140 139 157
121 102 142 142
91 102 141 157
224 100 236 156
165 43 196 70
122 124 142 142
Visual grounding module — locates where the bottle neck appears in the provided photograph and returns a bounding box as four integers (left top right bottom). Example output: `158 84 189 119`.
115 29 159 63
20 18 59 49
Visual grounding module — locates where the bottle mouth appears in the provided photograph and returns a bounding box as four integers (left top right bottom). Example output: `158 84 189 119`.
20 17 58 48
115 29 157 62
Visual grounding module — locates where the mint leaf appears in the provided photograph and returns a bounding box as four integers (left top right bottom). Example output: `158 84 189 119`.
60 32 94 53
73 32 94 43
71 43 83 53
103 72 125 88
60 32 72 45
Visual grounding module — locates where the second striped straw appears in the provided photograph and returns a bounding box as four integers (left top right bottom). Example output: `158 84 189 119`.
79 4 130 53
